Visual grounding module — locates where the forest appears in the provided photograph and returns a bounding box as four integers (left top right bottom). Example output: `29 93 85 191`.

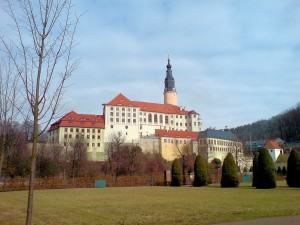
231 103 300 143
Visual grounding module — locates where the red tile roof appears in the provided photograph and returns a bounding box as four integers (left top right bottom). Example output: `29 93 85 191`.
264 139 282 149
49 111 105 131
104 93 198 115
155 129 198 140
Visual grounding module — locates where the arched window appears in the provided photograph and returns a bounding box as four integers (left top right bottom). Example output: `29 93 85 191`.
165 115 169 124
148 114 152 123
154 114 158 123
160 115 163 124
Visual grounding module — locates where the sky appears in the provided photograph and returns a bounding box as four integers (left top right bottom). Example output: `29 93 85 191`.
1 0 300 130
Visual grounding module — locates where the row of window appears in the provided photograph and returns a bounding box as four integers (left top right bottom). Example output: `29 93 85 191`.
163 139 188 144
64 128 101 133
199 139 242 147
64 134 101 140
200 146 242 152
110 107 137 112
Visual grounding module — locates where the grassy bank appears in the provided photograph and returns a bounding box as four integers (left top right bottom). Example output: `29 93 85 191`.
0 181 299 225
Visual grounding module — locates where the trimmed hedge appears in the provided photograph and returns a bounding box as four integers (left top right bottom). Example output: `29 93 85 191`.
252 152 259 187
171 159 183 186
286 150 300 187
256 148 276 189
193 155 207 187
221 153 239 188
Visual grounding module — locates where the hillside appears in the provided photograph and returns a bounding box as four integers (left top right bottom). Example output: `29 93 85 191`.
231 103 300 143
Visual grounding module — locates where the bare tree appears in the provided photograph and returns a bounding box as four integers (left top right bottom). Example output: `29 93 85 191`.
0 57 23 177
1 1 80 224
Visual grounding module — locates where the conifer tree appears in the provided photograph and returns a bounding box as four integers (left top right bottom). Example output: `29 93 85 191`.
286 150 300 187
277 166 282 175
193 155 207 187
171 159 183 186
257 149 276 189
221 153 239 187
252 152 259 187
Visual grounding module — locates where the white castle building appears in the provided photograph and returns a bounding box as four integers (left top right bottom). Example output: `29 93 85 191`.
48 58 202 161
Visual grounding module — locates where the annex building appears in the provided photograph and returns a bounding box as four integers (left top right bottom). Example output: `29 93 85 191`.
48 58 202 161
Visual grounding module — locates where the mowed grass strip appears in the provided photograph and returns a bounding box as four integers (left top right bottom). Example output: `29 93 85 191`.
0 181 299 225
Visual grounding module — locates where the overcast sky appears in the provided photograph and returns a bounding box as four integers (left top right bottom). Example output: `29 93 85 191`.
2 0 300 130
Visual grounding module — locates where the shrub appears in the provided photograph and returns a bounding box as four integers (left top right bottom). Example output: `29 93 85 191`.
252 152 259 187
286 150 300 187
282 166 287 176
249 166 253 172
277 166 282 175
193 155 207 187
221 153 239 188
171 159 183 186
256 148 276 189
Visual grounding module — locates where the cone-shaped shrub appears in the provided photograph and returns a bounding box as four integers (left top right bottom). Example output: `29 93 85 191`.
286 150 300 187
193 155 207 187
277 166 282 175
256 148 276 189
171 158 183 186
221 153 239 187
282 166 287 176
252 152 259 187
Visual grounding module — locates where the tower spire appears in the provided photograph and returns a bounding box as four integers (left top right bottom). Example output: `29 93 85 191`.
163 56 177 105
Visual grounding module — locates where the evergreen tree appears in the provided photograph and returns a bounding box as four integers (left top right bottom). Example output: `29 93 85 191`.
252 152 259 187
282 166 287 176
286 150 300 187
171 159 183 186
221 153 239 187
277 166 282 175
193 155 207 187
257 148 276 189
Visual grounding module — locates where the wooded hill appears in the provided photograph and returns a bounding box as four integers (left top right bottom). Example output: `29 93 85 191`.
230 103 300 143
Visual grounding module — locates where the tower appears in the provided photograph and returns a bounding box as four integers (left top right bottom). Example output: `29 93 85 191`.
164 57 177 105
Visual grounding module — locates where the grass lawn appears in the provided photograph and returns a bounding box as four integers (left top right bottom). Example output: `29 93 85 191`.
0 180 299 225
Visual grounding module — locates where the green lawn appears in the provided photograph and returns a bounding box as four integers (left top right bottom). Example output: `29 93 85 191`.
0 181 299 225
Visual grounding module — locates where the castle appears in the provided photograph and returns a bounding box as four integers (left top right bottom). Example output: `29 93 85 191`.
48 58 248 168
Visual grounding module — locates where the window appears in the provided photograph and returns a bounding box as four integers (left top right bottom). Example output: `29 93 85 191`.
81 129 84 132
64 128 67 132
98 135 100 139
64 134 67 139
76 128 79 132
110 112 113 116
87 143 89 147
92 129 95 133
144 118 146 122
133 108 136 112
116 107 119 111
87 135 90 139
125 126 128 129
110 107 113 110
98 129 100 133
70 128 73 132
122 113 125 117
148 114 152 122
127 113 130 117
97 143 100 147
122 118 125 122
122 108 125 111
87 129 90 133
180 140 182 144
128 119 131 123
92 135 95 139
92 143 95 147
176 123 178 126
180 116 182 119
133 113 136 117
133 119 136 123
184 140 186 144
160 115 163 123
116 118 119 122
110 125 113 128
110 118 113 122
154 114 158 123
164 139 167 143
165 115 169 124
75 134 78 139
116 112 119 116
